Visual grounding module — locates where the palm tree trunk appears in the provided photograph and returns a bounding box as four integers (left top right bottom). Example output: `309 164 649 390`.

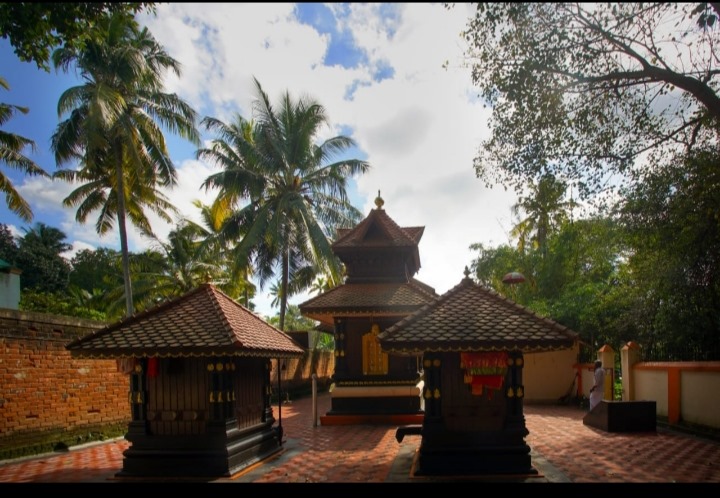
279 245 289 331
114 155 134 318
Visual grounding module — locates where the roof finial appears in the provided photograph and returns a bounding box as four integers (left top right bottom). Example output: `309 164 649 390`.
374 190 384 209
463 266 471 279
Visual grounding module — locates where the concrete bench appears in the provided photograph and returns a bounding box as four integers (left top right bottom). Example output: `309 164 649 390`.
583 400 656 432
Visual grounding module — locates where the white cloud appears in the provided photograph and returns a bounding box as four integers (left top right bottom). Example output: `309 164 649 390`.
9 3 520 318
139 3 520 309
62 240 96 260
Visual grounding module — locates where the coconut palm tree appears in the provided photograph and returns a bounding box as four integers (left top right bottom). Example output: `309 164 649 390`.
50 12 199 317
510 174 576 258
199 78 369 330
0 76 48 221
129 220 223 308
183 198 256 303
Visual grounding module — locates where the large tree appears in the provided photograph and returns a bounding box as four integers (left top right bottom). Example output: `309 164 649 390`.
0 223 18 264
469 215 628 353
199 78 369 330
616 147 720 360
69 247 122 293
456 3 720 201
15 222 72 292
0 77 49 221
51 12 199 318
0 2 155 70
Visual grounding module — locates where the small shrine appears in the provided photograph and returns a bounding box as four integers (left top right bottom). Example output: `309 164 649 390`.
299 193 437 424
66 283 304 478
379 268 578 477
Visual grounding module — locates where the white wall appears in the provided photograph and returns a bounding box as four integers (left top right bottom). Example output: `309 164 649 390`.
0 271 20 310
681 371 720 428
523 345 579 403
634 369 668 417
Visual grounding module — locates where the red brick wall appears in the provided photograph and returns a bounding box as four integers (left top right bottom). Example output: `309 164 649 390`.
0 309 130 459
271 350 335 392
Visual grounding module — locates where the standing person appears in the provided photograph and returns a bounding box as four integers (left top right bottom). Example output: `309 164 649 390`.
589 360 605 410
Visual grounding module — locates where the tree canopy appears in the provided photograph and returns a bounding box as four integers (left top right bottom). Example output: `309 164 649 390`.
455 3 720 201
198 78 369 330
51 11 199 318
0 2 156 70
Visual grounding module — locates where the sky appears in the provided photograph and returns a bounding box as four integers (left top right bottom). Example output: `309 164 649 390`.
0 3 521 320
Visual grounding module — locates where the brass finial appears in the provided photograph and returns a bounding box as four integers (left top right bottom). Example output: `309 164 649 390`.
374 190 384 209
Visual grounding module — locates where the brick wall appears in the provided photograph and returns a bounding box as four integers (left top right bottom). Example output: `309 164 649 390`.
271 350 335 400
0 309 130 459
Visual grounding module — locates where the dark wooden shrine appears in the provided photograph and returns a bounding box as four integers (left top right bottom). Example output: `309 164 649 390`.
66 284 304 478
379 269 578 477
299 194 437 424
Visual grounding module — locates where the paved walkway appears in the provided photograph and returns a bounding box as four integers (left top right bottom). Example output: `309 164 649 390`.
1 392 719 484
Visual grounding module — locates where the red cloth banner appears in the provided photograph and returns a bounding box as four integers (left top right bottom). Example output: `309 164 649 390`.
147 357 160 378
461 352 508 396
471 374 505 390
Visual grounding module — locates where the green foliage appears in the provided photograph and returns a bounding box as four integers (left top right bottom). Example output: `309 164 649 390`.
0 223 18 264
470 213 628 350
69 247 123 293
456 3 720 202
311 330 335 351
198 78 369 330
186 199 256 304
616 147 720 359
19 288 107 321
0 3 156 70
0 422 125 460
51 11 199 317
15 223 72 292
510 174 575 257
0 76 49 221
469 151 720 359
267 305 317 331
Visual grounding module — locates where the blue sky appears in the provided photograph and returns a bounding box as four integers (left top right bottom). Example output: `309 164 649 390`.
0 3 519 318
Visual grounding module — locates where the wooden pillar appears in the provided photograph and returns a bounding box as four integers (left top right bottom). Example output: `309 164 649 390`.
263 359 274 422
334 318 347 378
127 358 148 436
208 358 223 421
223 359 235 419
422 353 441 418
505 351 525 422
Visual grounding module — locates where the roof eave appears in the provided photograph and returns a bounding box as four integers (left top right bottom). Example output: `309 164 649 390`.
380 340 576 355
67 347 305 359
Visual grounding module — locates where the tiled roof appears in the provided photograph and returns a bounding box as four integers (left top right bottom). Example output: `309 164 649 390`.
66 284 305 359
299 279 438 322
332 208 423 249
378 277 578 353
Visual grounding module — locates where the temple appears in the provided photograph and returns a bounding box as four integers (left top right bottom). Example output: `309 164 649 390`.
66 283 304 478
379 268 578 476
299 193 437 424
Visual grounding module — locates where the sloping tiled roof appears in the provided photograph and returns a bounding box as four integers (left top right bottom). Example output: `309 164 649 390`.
66 284 304 359
299 279 438 324
333 208 423 249
378 276 578 354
